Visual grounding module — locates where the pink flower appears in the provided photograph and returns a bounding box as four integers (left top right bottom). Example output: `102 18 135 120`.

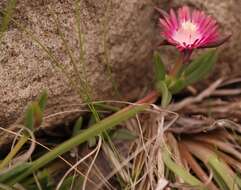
159 6 230 53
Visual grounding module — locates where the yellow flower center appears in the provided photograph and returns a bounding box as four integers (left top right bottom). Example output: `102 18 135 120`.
173 21 200 46
181 21 197 33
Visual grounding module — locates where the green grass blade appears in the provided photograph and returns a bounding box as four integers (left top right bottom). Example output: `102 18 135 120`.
163 148 207 190
153 51 166 81
184 50 218 85
38 90 48 112
0 0 17 43
155 81 172 107
0 136 28 170
72 116 83 136
102 0 120 97
208 154 240 190
24 103 35 131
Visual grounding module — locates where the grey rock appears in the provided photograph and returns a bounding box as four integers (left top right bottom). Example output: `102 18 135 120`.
0 0 158 128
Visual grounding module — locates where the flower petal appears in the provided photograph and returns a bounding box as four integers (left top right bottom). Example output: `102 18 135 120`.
158 5 229 52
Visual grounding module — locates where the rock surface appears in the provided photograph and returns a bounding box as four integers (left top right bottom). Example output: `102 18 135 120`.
0 0 158 127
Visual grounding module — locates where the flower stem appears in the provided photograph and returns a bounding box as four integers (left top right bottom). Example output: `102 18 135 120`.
7 104 148 185
0 135 28 170
169 57 183 76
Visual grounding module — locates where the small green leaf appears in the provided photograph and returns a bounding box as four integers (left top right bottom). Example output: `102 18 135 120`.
169 78 186 94
88 137 97 148
165 75 173 87
153 51 166 81
24 101 44 130
155 81 172 107
183 56 206 77
72 116 83 136
88 115 96 126
32 101 43 127
87 115 97 147
111 128 137 141
38 90 48 112
24 103 35 131
183 50 218 85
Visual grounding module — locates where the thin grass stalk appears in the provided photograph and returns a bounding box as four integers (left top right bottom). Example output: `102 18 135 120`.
82 137 102 190
74 0 86 76
102 142 130 184
0 135 28 170
2 13 79 92
0 0 17 43
56 140 100 190
49 8 86 93
131 146 146 182
74 0 95 104
166 133 185 184
102 0 120 97
32 172 43 190
5 10 101 124
50 6 101 123
50 0 99 123
131 116 152 182
146 115 165 189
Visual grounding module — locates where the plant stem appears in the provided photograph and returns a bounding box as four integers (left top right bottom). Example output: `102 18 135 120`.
0 135 28 170
169 57 183 76
7 104 147 185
